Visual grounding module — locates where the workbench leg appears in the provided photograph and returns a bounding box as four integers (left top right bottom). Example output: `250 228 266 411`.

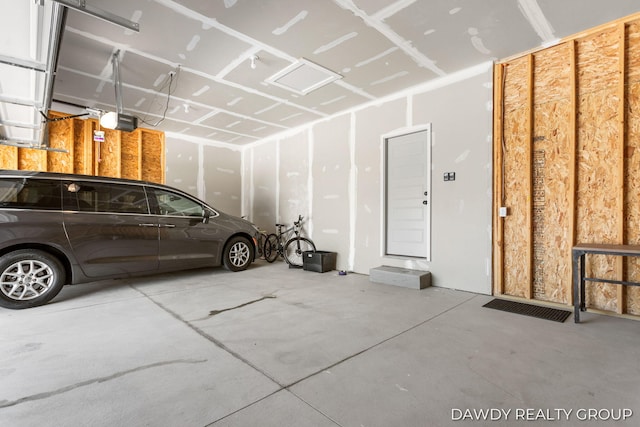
580 254 586 312
573 252 581 323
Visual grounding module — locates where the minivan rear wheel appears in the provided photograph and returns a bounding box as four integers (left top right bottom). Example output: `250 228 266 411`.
0 249 65 309
223 236 253 272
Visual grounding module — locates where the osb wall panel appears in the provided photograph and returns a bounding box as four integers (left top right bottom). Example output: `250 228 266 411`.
121 131 141 180
576 27 622 313
495 14 640 317
141 131 164 183
96 130 121 178
74 119 93 175
0 146 18 170
576 93 621 313
502 57 530 298
0 112 164 184
503 57 530 112
625 21 640 316
625 82 640 315
627 21 640 83
576 26 621 95
532 101 573 304
531 46 573 304
18 148 46 171
47 117 74 173
533 43 572 103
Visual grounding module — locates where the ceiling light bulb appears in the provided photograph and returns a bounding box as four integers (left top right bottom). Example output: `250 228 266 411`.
250 55 259 69
100 112 118 129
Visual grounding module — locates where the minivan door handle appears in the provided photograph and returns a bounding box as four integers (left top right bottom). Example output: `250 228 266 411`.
159 224 176 228
138 223 156 227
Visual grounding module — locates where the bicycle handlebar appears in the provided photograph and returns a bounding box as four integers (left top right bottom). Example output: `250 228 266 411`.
276 214 305 228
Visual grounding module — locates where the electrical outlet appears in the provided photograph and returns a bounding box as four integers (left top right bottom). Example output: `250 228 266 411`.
443 172 456 181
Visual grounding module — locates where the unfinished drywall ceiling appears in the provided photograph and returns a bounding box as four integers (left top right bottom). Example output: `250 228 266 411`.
29 0 640 146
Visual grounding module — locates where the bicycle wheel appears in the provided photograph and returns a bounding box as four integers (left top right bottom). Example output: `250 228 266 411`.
283 237 316 267
263 234 279 263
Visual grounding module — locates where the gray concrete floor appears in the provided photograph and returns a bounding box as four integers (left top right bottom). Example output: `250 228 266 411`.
1 260 639 427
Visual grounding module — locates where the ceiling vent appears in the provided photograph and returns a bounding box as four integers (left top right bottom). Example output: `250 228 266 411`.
266 58 342 95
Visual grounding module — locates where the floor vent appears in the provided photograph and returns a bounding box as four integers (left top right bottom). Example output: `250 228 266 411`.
483 299 571 323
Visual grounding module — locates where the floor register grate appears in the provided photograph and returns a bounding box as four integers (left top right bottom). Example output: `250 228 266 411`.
483 299 571 323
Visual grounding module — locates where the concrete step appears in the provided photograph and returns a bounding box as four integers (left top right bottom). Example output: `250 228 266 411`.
369 265 431 290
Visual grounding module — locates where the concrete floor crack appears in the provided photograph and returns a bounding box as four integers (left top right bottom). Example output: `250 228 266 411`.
192 295 277 321
282 293 480 389
0 359 207 409
132 285 287 389
209 295 276 316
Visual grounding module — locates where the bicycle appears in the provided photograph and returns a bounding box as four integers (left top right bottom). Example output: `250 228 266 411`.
263 215 316 267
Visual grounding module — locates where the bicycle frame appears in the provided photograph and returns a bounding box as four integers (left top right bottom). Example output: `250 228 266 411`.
275 222 300 249
263 215 315 266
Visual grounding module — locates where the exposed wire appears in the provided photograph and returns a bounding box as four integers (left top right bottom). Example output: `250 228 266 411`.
51 66 179 130
137 66 180 127
501 63 507 206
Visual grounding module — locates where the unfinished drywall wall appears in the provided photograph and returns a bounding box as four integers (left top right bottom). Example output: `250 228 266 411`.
249 141 278 232
311 115 352 267
278 131 311 231
413 72 493 294
203 145 241 215
165 139 199 195
494 14 640 317
164 135 243 216
245 63 493 295
353 99 407 273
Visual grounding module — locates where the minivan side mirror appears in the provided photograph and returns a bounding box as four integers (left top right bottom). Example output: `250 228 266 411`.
202 208 211 224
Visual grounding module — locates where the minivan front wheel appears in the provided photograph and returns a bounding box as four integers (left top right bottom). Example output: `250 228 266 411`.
223 236 253 272
0 250 65 309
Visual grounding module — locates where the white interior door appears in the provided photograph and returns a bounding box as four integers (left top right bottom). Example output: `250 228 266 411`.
385 127 431 259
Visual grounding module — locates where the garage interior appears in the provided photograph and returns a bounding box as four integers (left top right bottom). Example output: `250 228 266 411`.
2 1 640 426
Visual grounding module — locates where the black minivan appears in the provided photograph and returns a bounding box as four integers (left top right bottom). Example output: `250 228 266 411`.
0 170 262 309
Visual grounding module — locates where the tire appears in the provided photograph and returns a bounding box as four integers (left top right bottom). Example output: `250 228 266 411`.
263 234 279 263
223 236 254 272
0 249 66 310
283 237 316 267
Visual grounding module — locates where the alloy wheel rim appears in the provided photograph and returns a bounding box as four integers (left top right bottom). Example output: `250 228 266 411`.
0 260 54 301
230 242 250 267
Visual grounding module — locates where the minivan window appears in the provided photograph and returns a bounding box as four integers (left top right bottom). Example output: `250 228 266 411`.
153 188 204 217
0 178 62 210
63 181 149 214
